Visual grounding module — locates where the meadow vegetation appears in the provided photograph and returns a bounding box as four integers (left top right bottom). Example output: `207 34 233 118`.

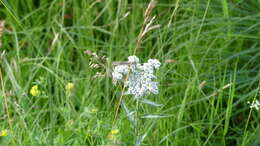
0 0 260 145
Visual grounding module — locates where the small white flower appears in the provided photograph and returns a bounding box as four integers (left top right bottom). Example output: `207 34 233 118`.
249 100 260 110
114 65 129 74
142 63 154 74
112 72 123 80
148 59 161 69
128 55 139 63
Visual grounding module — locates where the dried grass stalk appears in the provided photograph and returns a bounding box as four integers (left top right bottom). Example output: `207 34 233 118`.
0 20 5 48
135 0 159 52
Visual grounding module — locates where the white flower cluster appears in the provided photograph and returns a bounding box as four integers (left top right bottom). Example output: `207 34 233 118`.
112 56 161 99
248 100 260 111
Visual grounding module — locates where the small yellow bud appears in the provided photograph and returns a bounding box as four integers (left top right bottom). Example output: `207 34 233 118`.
66 83 74 91
91 108 98 113
107 129 119 141
30 85 40 96
110 129 119 135
0 129 8 137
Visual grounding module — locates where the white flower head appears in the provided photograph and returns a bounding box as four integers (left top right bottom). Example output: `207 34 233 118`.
148 59 161 69
249 100 260 110
112 56 161 99
128 55 139 63
112 65 129 84
112 72 123 80
114 65 129 74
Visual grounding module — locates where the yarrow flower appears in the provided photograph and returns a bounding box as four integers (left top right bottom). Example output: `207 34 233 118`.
112 56 161 99
128 55 139 63
248 100 260 110
112 65 129 81
30 85 40 96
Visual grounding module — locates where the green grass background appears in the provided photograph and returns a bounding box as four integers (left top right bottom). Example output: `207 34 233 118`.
0 0 260 145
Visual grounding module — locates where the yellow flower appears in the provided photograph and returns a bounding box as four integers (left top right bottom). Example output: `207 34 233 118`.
107 129 120 141
30 85 40 96
91 108 98 113
110 129 119 135
0 129 8 137
66 82 74 91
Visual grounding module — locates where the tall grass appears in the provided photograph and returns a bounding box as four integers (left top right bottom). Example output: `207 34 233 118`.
0 0 259 145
